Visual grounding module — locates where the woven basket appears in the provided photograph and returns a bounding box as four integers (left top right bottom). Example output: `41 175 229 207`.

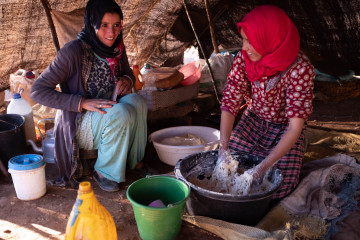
314 79 360 101
138 81 199 111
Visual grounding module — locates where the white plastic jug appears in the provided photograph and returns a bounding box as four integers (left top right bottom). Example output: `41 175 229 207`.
7 89 36 142
9 69 38 106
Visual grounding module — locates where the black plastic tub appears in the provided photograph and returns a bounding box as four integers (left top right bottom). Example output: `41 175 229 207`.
0 114 27 168
174 150 283 226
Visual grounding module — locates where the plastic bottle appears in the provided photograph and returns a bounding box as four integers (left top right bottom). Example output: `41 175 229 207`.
7 88 36 142
133 65 144 91
142 63 157 91
140 63 153 75
65 181 117 240
9 69 38 106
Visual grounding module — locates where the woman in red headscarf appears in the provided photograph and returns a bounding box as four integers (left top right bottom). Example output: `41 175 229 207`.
219 5 315 200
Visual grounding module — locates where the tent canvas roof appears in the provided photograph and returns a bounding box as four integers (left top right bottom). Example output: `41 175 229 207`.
0 0 359 91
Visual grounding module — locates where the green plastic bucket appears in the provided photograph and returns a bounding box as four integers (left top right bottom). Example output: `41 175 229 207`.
127 175 190 240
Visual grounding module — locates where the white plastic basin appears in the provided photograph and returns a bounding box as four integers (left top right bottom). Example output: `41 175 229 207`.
149 126 220 166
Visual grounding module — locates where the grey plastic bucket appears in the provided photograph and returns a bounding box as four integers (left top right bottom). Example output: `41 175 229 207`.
174 150 283 226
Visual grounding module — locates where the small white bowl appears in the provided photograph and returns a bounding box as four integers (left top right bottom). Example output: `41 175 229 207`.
149 126 220 166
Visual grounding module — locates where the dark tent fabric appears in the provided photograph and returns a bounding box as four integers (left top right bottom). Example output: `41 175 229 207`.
0 0 359 91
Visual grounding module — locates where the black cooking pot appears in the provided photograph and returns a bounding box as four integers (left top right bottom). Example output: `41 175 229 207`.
174 150 283 226
0 114 27 168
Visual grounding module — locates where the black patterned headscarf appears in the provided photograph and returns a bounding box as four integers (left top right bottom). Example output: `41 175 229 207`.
78 0 124 58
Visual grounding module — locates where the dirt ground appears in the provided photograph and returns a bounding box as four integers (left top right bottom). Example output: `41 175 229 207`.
1 92 360 240
0 127 222 239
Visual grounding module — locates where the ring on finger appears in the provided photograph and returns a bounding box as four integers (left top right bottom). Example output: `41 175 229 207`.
99 104 102 108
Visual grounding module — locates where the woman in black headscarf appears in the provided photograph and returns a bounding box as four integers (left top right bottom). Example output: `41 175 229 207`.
31 0 148 192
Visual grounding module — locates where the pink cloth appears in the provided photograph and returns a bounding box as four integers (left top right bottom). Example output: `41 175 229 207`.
106 40 124 81
105 21 124 81
237 5 300 82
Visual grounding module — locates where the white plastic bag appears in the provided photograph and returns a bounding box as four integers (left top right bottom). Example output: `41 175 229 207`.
199 53 234 93
183 46 200 65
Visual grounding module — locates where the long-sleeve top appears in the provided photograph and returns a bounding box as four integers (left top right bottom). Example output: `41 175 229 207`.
30 39 135 184
221 51 315 124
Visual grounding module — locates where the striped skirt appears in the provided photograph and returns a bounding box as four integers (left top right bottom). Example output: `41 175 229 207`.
229 110 306 199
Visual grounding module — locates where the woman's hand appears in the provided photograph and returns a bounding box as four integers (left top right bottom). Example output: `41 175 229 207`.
81 98 117 114
246 161 271 186
248 117 305 185
217 147 231 163
114 77 132 97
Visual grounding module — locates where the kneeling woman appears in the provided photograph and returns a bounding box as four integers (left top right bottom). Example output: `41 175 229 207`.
30 0 147 192
219 5 315 200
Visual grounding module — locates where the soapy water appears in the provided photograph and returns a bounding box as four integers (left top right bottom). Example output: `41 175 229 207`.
186 152 274 196
160 133 205 146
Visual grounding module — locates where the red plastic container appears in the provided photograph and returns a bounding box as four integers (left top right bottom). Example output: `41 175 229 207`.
179 62 201 86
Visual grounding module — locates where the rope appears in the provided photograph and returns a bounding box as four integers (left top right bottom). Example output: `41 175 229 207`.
183 0 221 104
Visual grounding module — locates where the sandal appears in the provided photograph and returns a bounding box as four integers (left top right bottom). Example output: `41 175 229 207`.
93 171 120 192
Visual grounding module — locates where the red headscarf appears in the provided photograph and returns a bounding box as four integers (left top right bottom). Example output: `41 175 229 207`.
237 5 300 82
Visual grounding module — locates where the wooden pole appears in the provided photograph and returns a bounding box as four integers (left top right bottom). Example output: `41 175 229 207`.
204 0 219 54
186 4 228 49
40 0 60 52
183 0 221 104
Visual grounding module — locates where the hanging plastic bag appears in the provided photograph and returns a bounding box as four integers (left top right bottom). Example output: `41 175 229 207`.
183 46 200 65
199 53 234 93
